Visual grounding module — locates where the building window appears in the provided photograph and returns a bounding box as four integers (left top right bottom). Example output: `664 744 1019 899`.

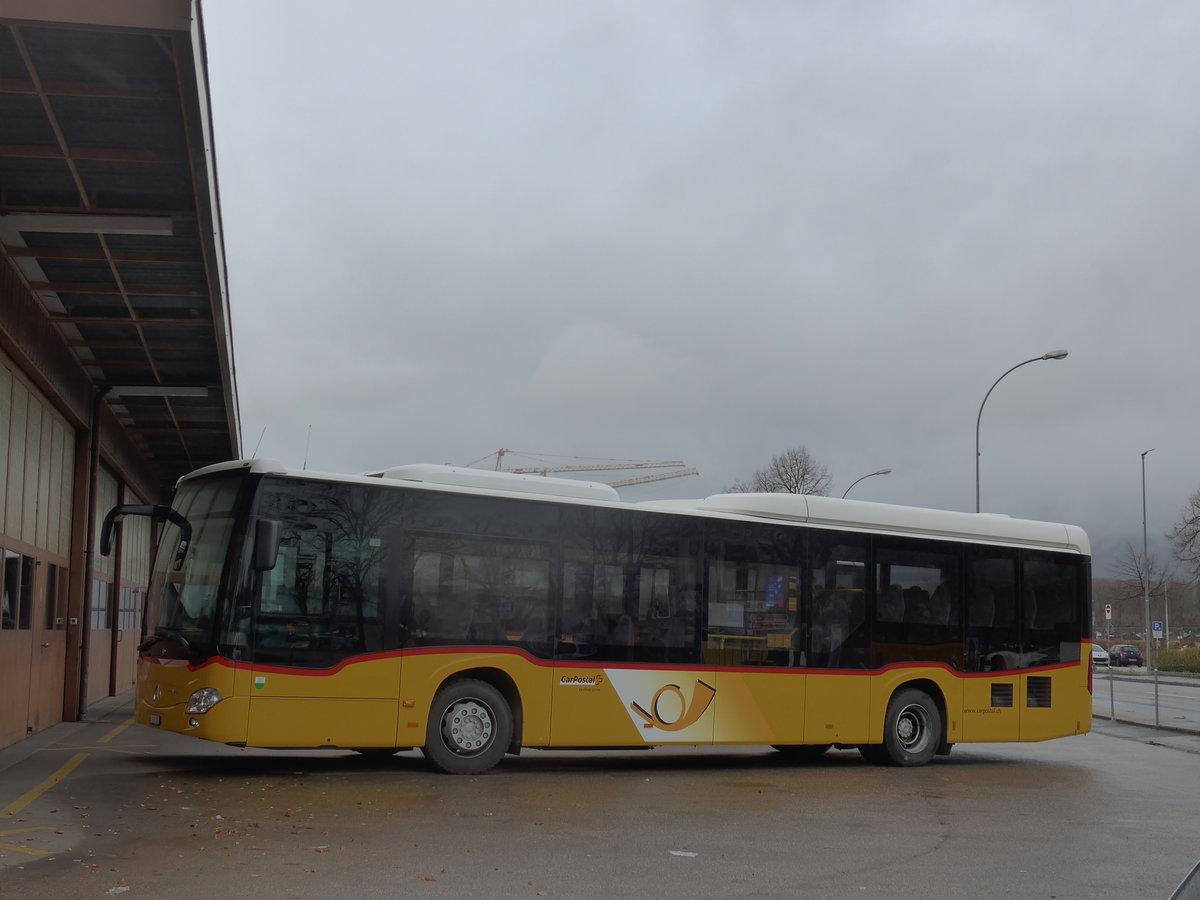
2 548 36 631
44 564 68 630
2 548 19 630
90 579 111 630
19 555 34 630
118 586 139 631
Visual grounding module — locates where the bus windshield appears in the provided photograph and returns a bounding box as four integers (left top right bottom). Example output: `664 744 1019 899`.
143 472 244 659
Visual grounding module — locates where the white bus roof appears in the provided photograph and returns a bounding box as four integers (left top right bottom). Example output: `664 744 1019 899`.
640 492 1090 555
179 460 1088 555
366 464 621 502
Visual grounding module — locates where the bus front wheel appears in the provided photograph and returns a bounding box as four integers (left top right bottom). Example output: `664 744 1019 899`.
423 679 513 775
860 688 941 767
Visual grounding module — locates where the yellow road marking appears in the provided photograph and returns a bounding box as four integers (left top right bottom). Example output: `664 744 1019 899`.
0 842 52 857
97 717 135 744
0 826 56 857
0 716 136 845
44 744 152 756
0 753 89 819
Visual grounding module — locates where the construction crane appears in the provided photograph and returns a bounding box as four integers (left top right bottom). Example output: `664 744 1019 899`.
608 467 699 489
467 449 699 489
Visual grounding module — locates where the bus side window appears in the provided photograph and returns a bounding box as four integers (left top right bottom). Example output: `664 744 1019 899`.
966 551 1018 672
704 520 801 668
808 535 869 669
563 507 702 665
1021 555 1082 666
251 479 391 666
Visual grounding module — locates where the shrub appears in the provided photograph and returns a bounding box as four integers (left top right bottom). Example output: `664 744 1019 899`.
1156 647 1200 674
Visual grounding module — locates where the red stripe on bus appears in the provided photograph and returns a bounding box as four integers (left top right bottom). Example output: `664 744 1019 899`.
149 649 1081 680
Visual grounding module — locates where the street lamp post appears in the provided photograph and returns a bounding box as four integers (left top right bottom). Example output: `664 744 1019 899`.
1142 448 1160 728
974 350 1069 513
841 468 892 499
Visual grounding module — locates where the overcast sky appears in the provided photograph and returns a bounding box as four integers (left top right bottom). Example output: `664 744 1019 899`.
199 1 1200 577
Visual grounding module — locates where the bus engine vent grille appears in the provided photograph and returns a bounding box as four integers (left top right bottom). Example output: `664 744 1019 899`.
991 683 1013 708
1026 677 1052 708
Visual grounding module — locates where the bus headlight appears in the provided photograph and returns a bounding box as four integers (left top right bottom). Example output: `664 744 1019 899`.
185 687 223 714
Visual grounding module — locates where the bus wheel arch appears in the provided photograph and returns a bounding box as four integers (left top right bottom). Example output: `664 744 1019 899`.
861 681 945 767
422 671 520 774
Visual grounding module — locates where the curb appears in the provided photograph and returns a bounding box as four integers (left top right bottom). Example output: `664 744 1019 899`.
1093 714 1200 738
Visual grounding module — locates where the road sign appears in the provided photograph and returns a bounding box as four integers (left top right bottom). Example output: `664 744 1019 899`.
1105 604 1112 620
1152 621 1164 638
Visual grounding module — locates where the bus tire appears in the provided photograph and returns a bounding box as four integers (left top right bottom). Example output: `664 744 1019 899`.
863 688 941 767
422 679 513 775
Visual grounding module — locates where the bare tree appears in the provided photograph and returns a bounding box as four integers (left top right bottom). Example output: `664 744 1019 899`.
1168 487 1200 580
1113 542 1170 606
725 446 832 495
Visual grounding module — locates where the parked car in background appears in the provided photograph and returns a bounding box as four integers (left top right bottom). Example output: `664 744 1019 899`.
1109 644 1144 666
1091 644 1109 666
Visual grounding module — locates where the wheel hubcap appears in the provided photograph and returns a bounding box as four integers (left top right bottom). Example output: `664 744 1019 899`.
443 699 494 755
896 704 928 752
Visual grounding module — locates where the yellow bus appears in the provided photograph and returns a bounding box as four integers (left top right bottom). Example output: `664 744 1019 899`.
102 458 1093 774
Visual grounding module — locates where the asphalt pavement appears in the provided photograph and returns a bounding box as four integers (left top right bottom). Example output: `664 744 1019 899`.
4 686 1200 900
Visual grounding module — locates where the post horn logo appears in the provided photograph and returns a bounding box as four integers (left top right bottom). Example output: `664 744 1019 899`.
630 680 716 732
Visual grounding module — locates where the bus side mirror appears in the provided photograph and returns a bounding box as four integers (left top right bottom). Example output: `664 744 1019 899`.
253 519 281 571
100 504 191 557
101 504 152 556
100 508 187 556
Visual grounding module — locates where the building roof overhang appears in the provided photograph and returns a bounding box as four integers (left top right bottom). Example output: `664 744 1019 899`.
0 0 240 496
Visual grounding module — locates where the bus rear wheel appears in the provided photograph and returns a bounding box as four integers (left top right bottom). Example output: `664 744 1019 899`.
860 688 941 767
423 679 513 775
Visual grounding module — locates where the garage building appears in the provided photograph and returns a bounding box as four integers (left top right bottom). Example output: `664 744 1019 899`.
0 0 239 748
